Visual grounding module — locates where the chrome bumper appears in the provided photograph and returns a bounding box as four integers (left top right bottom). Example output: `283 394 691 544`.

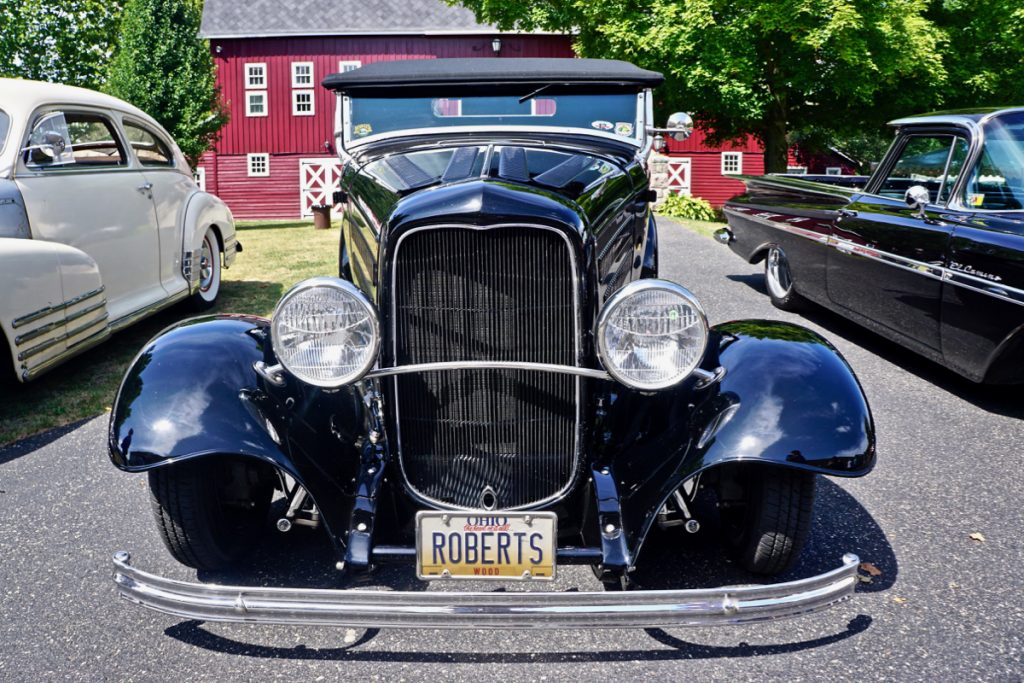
112 552 860 629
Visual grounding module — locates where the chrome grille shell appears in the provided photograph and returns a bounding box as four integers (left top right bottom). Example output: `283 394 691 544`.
389 223 582 510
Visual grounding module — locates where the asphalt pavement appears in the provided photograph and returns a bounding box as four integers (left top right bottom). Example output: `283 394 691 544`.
1 217 1021 681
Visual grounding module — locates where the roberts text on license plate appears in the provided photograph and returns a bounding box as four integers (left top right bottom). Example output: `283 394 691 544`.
416 512 557 580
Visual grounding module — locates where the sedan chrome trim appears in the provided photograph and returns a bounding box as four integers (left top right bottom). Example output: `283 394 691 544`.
725 205 1024 308
11 286 105 329
111 551 860 629
17 312 108 361
14 300 107 345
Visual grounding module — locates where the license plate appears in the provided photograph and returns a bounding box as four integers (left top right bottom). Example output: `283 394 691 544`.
416 511 557 581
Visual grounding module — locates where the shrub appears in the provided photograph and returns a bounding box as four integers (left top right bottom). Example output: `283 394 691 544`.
659 192 718 222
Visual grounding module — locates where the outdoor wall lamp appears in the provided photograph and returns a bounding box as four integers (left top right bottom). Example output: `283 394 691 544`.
492 38 502 53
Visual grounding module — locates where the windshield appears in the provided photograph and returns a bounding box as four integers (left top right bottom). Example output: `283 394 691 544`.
964 112 1024 211
346 93 642 146
0 110 9 155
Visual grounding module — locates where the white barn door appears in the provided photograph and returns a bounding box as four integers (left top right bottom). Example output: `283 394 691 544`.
299 158 343 217
666 158 692 196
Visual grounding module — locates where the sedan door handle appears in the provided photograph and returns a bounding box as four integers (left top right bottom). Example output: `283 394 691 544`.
137 182 153 194
837 209 858 218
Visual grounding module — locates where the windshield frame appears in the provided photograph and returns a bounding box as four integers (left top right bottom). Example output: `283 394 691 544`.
337 90 651 153
951 109 1024 214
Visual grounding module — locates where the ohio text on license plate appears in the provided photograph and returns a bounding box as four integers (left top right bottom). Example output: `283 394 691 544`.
416 511 557 580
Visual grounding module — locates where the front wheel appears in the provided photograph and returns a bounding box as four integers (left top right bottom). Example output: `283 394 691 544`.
148 458 273 570
189 227 222 311
719 465 816 575
764 246 805 311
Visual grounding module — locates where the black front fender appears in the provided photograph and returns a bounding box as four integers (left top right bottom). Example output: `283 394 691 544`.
606 320 875 561
108 315 365 553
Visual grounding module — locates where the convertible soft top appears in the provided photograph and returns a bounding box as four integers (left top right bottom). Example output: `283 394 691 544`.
322 58 664 94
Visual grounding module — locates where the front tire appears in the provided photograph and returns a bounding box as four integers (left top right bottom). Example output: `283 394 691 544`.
719 465 816 575
148 458 273 570
189 227 222 311
764 246 805 311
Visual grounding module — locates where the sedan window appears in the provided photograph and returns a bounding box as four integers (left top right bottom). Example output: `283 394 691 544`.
25 111 125 169
0 109 9 155
877 135 961 204
123 121 174 167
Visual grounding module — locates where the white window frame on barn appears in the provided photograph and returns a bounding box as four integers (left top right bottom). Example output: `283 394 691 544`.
721 152 743 175
247 153 270 177
193 167 206 191
826 166 842 176
291 61 314 88
787 166 808 175
245 63 266 89
246 91 268 117
338 60 362 73
292 90 315 116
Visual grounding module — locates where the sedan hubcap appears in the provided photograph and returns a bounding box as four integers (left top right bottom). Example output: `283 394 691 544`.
199 239 214 292
766 248 792 299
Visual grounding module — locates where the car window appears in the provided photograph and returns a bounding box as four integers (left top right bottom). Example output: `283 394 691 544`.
123 121 174 167
877 135 959 203
963 112 1024 211
0 109 9 155
25 111 126 169
937 137 970 204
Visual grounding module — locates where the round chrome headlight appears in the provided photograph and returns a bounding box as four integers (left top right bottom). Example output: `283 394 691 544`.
597 280 709 390
270 277 380 387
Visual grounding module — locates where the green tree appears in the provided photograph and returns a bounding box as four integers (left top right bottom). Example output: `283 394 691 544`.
0 0 125 88
930 0 1024 109
452 0 946 172
104 0 227 166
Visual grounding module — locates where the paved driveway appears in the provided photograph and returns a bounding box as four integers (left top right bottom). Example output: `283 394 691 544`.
1 218 1021 681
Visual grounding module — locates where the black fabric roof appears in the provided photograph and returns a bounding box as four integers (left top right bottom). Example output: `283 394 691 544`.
323 58 664 93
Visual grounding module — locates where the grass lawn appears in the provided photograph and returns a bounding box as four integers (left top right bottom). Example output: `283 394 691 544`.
0 219 339 446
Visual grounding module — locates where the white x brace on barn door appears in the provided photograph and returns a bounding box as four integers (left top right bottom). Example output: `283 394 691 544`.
666 158 692 195
300 158 343 217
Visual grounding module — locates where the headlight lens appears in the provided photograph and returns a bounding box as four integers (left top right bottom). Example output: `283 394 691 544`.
597 280 708 390
270 277 380 387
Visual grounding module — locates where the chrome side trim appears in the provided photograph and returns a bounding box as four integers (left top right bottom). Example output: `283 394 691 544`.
21 326 111 381
17 313 108 361
11 286 105 329
13 300 107 345
109 289 189 332
727 206 1024 308
111 551 860 629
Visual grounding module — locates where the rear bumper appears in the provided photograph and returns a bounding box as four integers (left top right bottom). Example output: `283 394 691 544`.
112 551 861 629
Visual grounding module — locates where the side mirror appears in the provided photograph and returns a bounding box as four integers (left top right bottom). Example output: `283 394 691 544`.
666 112 693 141
905 185 930 218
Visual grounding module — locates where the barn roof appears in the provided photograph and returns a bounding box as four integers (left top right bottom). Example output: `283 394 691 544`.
199 0 528 39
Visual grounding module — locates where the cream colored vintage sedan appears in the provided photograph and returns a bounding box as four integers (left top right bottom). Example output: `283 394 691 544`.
0 79 238 383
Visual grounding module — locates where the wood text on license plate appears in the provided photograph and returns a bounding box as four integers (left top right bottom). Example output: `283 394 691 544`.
416 511 557 581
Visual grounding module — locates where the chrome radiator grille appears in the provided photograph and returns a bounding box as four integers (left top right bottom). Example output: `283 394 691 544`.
392 226 579 509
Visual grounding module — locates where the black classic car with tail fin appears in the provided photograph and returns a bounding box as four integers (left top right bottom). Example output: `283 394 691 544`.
107 59 874 629
720 108 1024 384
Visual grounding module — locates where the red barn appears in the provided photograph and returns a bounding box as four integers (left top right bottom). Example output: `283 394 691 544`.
661 130 861 207
196 0 574 220
662 129 765 207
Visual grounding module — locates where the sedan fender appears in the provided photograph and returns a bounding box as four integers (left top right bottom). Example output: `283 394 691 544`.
181 192 238 293
606 320 875 561
108 316 363 553
0 238 109 381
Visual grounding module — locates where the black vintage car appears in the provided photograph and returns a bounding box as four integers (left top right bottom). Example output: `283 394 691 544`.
108 59 874 629
721 108 1024 384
